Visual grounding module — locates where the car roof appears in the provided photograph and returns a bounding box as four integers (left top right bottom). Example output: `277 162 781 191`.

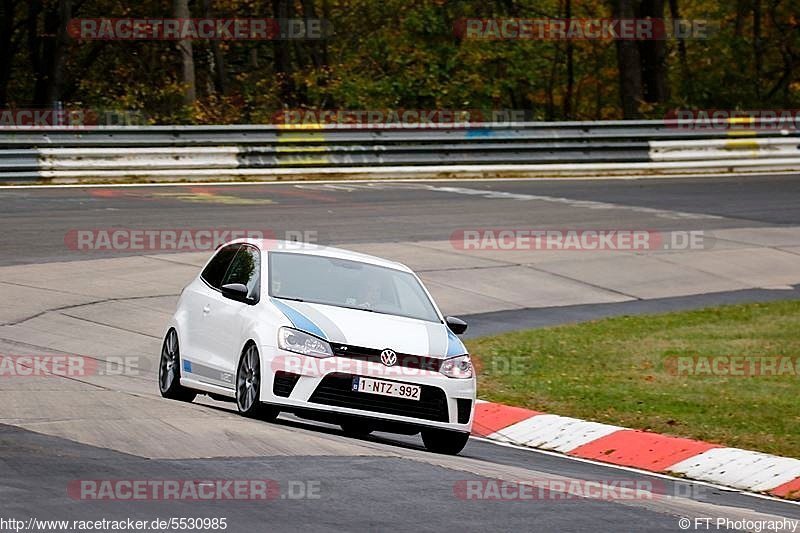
227 238 413 273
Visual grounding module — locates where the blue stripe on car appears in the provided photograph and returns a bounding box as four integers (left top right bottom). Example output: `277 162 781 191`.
291 302 347 344
425 322 448 357
183 360 192 373
270 298 328 340
446 329 467 357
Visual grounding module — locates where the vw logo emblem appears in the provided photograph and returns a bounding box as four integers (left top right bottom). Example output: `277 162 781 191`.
380 349 398 367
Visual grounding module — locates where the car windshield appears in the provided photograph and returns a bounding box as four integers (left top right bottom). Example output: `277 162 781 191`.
268 252 440 323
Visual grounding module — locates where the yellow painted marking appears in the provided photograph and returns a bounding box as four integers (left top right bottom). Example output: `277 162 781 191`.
727 130 758 137
277 124 324 130
724 139 760 150
277 132 327 143
276 156 331 166
275 145 328 153
153 192 274 205
727 116 756 126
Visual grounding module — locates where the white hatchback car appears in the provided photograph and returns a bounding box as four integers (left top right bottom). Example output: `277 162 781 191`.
159 239 476 454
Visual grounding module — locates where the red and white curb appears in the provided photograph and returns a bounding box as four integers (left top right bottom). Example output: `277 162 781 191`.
471 400 800 500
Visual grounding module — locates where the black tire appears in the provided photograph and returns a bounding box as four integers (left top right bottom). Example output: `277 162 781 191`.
340 419 373 437
158 329 197 402
421 429 470 455
236 343 279 421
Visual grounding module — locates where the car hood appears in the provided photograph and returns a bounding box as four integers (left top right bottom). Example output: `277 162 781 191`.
270 298 466 358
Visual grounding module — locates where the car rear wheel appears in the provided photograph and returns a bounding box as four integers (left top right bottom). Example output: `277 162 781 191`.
158 329 197 402
421 429 470 455
236 343 279 421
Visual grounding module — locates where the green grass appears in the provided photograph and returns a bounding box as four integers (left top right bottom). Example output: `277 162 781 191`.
466 300 800 458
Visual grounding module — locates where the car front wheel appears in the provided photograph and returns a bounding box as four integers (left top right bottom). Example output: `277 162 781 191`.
236 343 279 421
421 429 470 455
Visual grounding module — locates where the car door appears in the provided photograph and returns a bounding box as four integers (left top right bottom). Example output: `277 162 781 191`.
181 243 240 385
205 244 262 386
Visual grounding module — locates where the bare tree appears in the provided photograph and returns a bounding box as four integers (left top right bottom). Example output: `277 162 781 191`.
638 0 668 103
272 0 297 105
734 0 747 37
753 0 763 99
563 0 574 118
669 0 692 100
0 0 24 106
47 0 71 104
611 0 643 117
202 0 228 96
174 0 196 105
25 0 71 107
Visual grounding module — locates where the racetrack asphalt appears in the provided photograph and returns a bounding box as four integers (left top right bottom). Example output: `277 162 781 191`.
1 175 799 532
2 174 800 265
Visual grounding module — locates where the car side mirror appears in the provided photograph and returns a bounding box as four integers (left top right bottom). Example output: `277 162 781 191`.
221 283 252 303
446 316 468 335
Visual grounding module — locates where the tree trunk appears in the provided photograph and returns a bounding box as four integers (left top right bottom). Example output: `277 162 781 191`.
25 0 70 107
765 0 796 106
202 0 228 96
563 0 574 118
26 0 46 106
174 0 196 105
638 0 668 103
301 0 324 70
320 0 330 67
272 0 296 105
594 49 603 119
46 0 71 105
734 0 747 37
0 0 20 107
753 0 763 99
669 0 692 100
611 0 643 118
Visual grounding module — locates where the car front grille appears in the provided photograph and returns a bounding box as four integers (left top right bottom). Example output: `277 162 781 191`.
331 343 443 372
308 373 449 422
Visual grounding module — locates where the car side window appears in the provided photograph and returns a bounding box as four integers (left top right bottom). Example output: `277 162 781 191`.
201 244 240 289
221 245 261 301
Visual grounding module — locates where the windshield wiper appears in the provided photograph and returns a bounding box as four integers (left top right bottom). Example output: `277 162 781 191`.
274 298 395 317
275 296 305 303
349 305 375 313
333 303 377 313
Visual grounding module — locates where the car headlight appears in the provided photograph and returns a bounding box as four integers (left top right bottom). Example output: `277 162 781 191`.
278 327 333 358
440 354 473 379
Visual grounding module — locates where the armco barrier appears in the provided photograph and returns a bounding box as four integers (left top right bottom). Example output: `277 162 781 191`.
0 120 798 182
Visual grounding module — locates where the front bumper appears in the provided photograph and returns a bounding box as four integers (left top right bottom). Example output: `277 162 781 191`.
260 348 476 433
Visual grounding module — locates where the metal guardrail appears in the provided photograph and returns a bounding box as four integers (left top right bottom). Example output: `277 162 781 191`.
1 120 798 182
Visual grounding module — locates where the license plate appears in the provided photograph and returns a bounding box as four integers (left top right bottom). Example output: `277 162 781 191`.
352 377 421 401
